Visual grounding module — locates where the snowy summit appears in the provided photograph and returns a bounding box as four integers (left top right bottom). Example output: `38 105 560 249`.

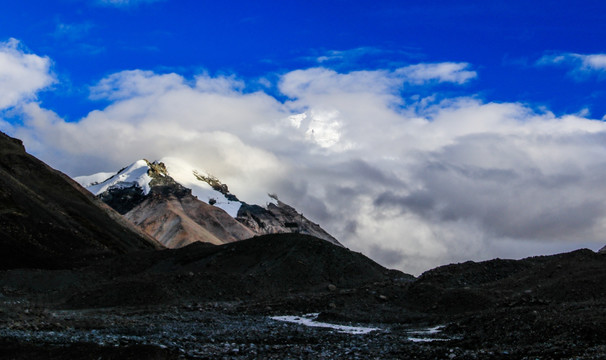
75 157 245 217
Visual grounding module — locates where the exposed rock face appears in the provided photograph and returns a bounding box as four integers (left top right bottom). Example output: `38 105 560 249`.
237 200 342 247
98 185 146 215
124 183 255 248
193 171 230 196
0 132 161 270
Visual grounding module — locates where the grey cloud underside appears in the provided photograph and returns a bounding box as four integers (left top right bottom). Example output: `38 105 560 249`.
376 136 606 242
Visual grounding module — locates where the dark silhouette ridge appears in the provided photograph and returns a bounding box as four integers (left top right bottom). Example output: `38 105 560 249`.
0 132 161 270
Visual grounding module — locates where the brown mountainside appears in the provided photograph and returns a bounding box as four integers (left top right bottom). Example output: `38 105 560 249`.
125 184 255 247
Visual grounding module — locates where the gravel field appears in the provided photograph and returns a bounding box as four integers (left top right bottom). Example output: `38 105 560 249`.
3 299 606 359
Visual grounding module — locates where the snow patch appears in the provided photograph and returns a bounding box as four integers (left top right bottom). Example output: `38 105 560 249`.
408 337 447 343
407 325 448 343
270 313 379 335
83 160 153 195
73 172 117 188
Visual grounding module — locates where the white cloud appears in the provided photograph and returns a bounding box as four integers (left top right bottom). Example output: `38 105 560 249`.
6 61 606 275
397 62 477 84
538 52 606 79
89 70 186 100
578 54 606 71
0 38 55 110
279 63 475 101
10 69 289 207
279 67 398 98
304 109 342 148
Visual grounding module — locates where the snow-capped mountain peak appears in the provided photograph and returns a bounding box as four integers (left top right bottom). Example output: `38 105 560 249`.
75 157 243 217
75 157 341 248
83 159 153 196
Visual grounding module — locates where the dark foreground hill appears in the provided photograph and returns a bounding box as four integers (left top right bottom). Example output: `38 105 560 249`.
1 233 410 309
0 132 161 270
3 235 606 358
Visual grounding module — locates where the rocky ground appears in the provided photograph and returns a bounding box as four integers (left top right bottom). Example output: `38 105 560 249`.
2 238 606 359
0 301 450 359
2 297 606 359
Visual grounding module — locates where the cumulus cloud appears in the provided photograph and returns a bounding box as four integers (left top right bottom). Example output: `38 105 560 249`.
5 55 606 275
9 69 289 207
538 52 606 79
279 63 475 101
0 38 55 110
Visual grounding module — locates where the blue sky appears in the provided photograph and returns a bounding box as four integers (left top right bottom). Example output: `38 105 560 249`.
3 0 606 119
3 0 606 273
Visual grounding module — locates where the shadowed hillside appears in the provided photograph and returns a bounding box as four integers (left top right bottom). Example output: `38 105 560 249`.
0 132 161 270
63 233 411 308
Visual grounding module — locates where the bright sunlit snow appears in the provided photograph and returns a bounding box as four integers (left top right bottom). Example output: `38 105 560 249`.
81 160 153 195
73 172 116 188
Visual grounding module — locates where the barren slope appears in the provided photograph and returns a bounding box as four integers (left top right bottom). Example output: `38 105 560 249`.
125 184 255 247
0 132 161 270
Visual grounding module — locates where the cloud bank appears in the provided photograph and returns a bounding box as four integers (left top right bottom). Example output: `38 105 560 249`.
3 43 606 275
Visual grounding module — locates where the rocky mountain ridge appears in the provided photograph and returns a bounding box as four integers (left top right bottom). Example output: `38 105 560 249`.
76 158 341 248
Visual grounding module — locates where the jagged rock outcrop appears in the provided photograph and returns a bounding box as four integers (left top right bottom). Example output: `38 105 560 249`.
98 185 146 215
237 199 341 246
